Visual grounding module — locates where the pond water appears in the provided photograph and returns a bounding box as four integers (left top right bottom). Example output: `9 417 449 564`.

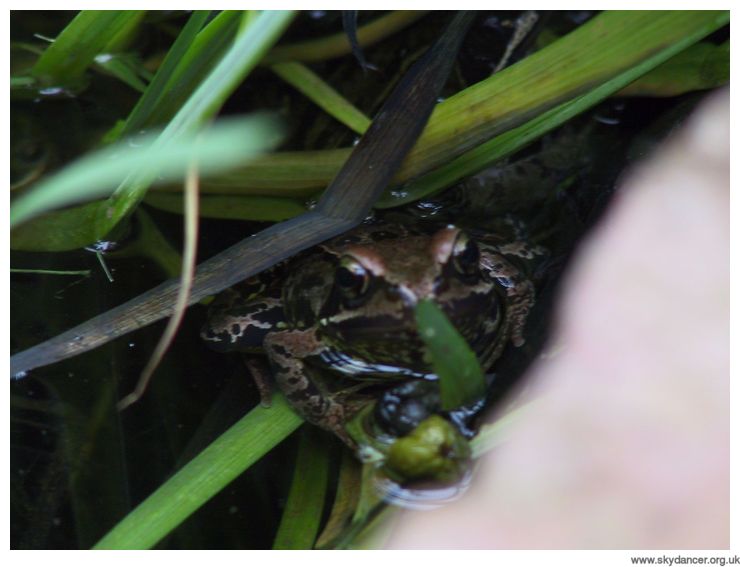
10 10 717 549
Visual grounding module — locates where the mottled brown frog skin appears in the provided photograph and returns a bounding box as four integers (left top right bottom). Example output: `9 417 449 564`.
202 223 540 447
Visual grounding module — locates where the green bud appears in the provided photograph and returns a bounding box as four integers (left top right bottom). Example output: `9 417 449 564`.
384 415 471 483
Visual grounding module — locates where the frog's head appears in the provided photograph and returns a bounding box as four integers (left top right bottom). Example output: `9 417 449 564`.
319 226 502 370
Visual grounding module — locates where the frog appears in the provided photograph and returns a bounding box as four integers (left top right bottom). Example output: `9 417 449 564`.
201 222 541 448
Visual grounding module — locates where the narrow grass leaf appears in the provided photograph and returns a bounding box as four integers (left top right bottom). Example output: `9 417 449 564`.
93 394 303 550
272 427 331 549
377 16 730 207
10 269 91 276
145 192 305 222
395 10 729 184
315 451 362 549
99 10 296 239
200 10 729 197
264 11 428 64
31 11 146 88
271 61 371 134
116 11 237 139
94 53 152 93
10 114 284 227
115 10 213 139
618 41 729 97
414 299 486 411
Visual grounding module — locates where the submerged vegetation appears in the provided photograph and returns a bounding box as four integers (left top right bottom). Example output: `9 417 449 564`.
10 10 729 549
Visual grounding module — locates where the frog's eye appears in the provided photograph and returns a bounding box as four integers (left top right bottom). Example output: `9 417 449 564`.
335 256 371 300
451 232 480 278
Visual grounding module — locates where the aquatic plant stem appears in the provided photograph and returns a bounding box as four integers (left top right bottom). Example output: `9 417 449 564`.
116 163 200 411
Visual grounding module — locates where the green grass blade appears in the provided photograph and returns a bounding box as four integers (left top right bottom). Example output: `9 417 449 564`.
271 61 371 134
138 10 239 127
376 18 730 206
94 53 151 93
10 114 285 227
144 192 305 222
619 40 729 97
397 10 729 183
93 394 303 550
272 427 331 550
414 300 486 411
31 11 146 88
264 10 428 64
10 268 91 276
194 10 728 198
12 11 295 247
99 10 296 239
315 451 362 549
115 10 213 139
159 10 295 142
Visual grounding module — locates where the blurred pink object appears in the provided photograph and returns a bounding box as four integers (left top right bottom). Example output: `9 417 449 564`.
389 89 729 549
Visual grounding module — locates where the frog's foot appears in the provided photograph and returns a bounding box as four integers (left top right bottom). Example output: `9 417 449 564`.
243 356 273 408
299 390 359 450
264 329 359 449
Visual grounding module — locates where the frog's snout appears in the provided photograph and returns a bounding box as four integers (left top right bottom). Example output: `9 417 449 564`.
397 284 418 307
387 283 437 309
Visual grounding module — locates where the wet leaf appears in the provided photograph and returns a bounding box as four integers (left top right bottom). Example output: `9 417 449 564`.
10 114 285 229
414 300 486 411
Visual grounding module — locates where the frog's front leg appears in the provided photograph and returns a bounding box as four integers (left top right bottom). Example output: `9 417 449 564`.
264 328 357 448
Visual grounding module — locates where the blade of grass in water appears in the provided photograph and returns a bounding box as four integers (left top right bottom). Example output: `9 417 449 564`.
376 17 730 207
271 61 371 135
145 192 305 222
263 10 428 64
114 10 213 140
315 451 362 549
415 300 486 411
10 114 284 228
99 10 296 237
30 11 146 90
190 10 729 199
12 11 294 250
93 394 303 549
17 11 728 241
618 40 729 97
272 427 331 549
94 53 152 93
10 268 91 276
